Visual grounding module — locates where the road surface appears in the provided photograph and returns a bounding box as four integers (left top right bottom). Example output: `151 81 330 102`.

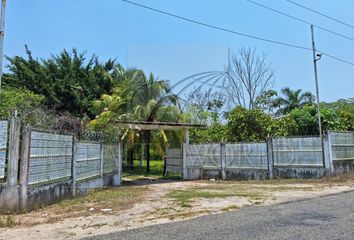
85 190 354 240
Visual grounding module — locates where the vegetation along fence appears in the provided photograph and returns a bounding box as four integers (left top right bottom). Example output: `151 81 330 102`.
0 117 122 213
183 132 354 180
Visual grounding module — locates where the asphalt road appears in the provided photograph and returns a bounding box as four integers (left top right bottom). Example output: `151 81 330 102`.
85 191 354 240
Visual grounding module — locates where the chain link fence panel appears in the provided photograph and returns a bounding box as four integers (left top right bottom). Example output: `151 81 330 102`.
330 132 354 161
103 144 119 175
225 143 268 169
273 137 323 167
185 144 221 168
76 142 101 180
0 120 8 179
28 130 73 186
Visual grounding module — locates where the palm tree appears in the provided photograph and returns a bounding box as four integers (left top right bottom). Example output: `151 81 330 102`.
276 87 314 115
92 69 181 173
128 73 180 173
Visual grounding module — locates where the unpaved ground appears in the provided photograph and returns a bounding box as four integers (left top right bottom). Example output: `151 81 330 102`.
0 177 354 240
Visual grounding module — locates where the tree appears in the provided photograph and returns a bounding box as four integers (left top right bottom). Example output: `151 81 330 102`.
289 105 347 135
254 90 281 115
4 46 120 118
225 47 274 109
185 88 226 123
276 87 314 115
0 86 44 119
225 106 273 142
91 69 181 173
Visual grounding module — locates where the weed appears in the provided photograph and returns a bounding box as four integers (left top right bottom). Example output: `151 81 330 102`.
0 215 16 228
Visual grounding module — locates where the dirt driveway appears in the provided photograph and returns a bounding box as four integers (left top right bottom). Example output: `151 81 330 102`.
1 176 354 240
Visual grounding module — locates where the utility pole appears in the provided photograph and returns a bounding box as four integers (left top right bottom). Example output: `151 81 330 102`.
0 0 6 94
311 25 325 168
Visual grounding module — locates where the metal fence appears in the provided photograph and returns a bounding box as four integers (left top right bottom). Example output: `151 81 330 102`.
76 142 101 180
225 143 268 169
103 144 120 175
185 144 221 168
272 137 323 167
0 120 8 179
28 131 73 186
330 131 354 162
165 148 182 174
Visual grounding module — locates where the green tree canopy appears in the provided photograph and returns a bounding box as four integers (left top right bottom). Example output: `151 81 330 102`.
4 46 121 118
276 87 314 115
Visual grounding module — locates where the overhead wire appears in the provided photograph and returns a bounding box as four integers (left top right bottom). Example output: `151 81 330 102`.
285 0 354 30
121 0 354 67
245 0 354 42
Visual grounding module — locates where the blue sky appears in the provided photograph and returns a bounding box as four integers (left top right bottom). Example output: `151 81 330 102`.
5 0 354 102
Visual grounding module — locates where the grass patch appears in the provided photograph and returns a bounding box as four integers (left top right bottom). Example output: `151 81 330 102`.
0 215 16 228
167 186 266 207
123 159 182 181
46 186 147 216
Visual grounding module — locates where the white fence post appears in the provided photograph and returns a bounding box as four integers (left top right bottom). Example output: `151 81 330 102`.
183 143 188 180
119 143 122 184
324 131 334 176
220 143 226 180
266 137 274 179
7 116 21 187
19 127 31 210
100 144 104 178
71 137 77 197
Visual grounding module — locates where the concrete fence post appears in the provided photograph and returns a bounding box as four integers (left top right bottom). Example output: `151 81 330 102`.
266 137 274 179
324 132 334 176
19 127 31 210
0 117 21 212
71 137 77 197
112 143 121 186
7 116 21 187
220 143 226 180
182 143 188 180
118 143 122 184
100 144 104 178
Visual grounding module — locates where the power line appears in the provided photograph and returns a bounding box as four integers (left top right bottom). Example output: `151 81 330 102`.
285 0 354 30
121 0 354 67
245 0 354 42
121 0 311 51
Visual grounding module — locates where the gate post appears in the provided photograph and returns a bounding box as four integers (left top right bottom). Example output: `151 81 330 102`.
266 137 274 179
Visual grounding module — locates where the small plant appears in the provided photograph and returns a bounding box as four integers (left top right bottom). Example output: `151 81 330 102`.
0 215 16 228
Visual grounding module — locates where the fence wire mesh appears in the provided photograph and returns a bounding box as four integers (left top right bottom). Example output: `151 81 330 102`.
103 144 120 175
185 144 221 168
76 142 101 180
272 137 323 167
225 143 268 169
330 132 354 162
0 120 8 179
28 131 73 186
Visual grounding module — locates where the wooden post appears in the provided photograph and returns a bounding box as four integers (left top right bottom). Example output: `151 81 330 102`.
266 137 274 179
19 127 31 209
7 116 20 187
